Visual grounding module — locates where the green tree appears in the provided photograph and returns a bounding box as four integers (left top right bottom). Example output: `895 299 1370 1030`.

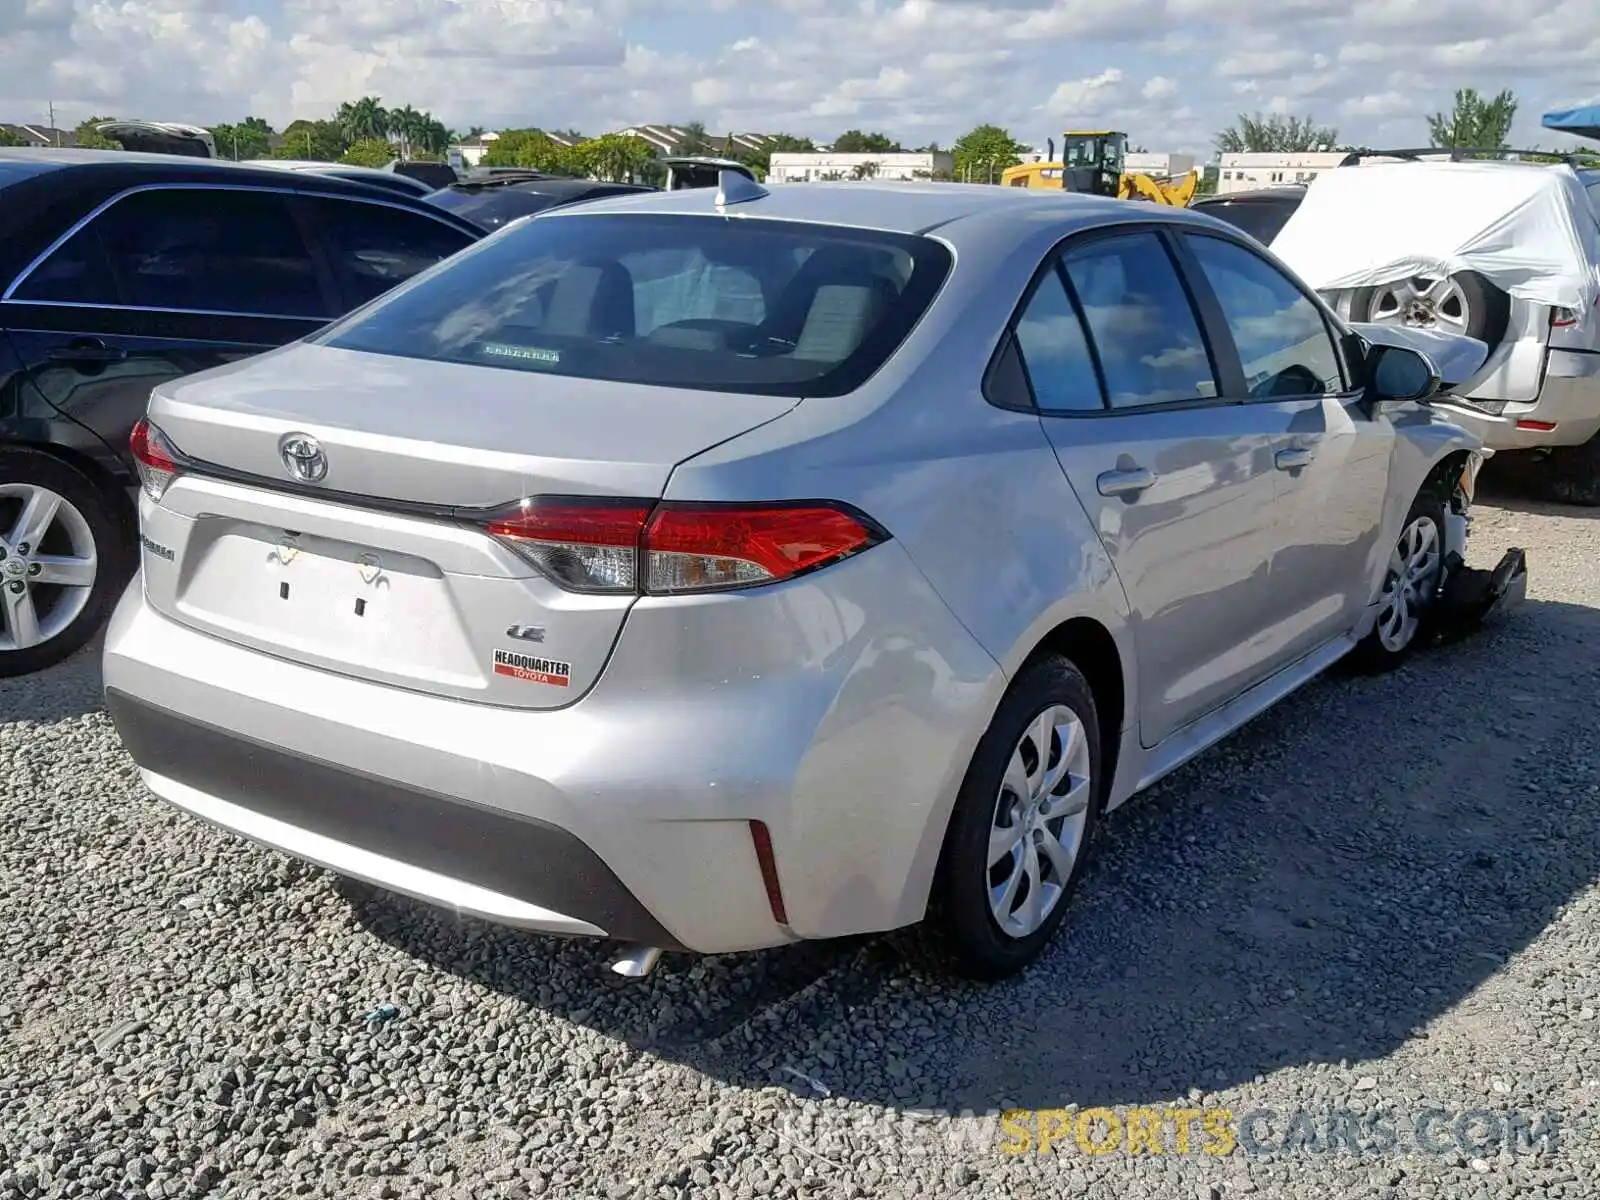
1428 87 1518 152
674 120 713 156
1215 113 1339 153
0 127 27 147
210 115 275 160
832 129 901 153
574 133 658 182
274 119 345 161
851 159 880 180
336 96 389 144
341 138 395 168
483 129 573 173
417 115 451 157
73 116 121 150
951 123 1029 183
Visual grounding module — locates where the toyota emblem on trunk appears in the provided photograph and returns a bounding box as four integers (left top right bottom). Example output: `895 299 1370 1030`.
279 432 327 483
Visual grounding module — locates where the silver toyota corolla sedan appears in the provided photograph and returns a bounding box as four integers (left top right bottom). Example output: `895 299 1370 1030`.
103 176 1484 980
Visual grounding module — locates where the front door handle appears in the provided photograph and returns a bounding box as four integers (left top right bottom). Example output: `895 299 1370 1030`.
1275 447 1315 471
47 339 127 364
1097 466 1156 497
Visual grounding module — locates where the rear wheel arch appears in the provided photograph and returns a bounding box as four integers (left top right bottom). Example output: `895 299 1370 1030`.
1021 616 1127 805
0 434 136 543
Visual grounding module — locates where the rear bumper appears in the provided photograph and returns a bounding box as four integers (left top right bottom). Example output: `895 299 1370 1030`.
1440 351 1600 451
105 689 681 946
102 541 1003 955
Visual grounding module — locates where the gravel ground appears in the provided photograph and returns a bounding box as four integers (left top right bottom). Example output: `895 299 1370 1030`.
1 489 1597 1200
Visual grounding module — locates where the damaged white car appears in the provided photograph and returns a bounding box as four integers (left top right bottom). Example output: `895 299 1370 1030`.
1198 158 1600 505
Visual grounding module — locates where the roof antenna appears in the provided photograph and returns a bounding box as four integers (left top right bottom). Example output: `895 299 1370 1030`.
715 168 769 208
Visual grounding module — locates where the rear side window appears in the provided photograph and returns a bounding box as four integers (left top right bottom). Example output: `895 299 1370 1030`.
1011 268 1102 412
316 213 953 398
15 187 329 316
426 186 566 229
306 197 475 306
1062 233 1218 409
10 219 119 304
1193 198 1300 246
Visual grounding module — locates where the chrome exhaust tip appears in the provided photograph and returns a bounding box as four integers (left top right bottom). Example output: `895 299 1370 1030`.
607 945 663 979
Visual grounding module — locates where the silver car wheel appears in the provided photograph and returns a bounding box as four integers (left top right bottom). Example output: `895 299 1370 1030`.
1366 276 1471 337
987 704 1093 939
1375 514 1442 653
0 482 99 653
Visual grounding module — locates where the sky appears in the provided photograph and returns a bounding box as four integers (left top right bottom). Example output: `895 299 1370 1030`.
2 0 1598 154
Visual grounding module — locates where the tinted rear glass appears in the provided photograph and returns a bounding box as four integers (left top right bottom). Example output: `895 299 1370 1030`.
426 186 568 229
1194 197 1301 246
315 212 953 397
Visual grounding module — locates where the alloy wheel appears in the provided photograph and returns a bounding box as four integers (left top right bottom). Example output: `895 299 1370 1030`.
1375 514 1442 653
987 704 1093 939
1367 276 1471 337
0 483 99 653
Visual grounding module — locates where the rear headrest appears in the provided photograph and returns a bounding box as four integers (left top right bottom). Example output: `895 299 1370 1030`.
792 276 894 362
542 261 636 338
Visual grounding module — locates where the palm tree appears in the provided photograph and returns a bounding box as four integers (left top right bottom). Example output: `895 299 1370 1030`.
336 96 388 145
851 160 879 181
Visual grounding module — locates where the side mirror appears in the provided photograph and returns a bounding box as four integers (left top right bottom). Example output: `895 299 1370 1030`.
1367 343 1441 403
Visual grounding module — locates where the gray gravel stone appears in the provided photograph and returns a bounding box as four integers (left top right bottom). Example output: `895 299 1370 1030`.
0 496 1596 1200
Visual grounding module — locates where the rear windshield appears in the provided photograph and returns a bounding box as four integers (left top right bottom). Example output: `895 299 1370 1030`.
424 185 573 229
315 212 953 397
1195 198 1301 247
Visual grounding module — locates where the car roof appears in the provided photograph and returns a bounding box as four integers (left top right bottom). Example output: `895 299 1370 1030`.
1193 186 1308 204
0 148 483 285
446 177 647 196
0 147 455 200
539 178 1151 237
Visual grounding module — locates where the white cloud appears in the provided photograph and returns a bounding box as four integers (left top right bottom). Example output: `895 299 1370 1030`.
1341 91 1411 118
1045 68 1127 116
1142 76 1179 101
0 0 1593 157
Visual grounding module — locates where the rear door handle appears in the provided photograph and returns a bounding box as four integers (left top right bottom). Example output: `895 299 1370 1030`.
47 339 127 364
1096 466 1156 497
1275 447 1315 471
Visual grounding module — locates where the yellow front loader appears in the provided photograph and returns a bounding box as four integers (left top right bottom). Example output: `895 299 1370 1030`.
999 131 1198 205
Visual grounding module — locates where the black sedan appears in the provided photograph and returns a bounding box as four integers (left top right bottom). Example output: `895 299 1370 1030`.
0 149 484 676
425 176 658 231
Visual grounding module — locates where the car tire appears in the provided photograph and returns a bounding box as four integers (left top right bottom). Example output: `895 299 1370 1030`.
1538 434 1600 508
1350 270 1511 347
1348 480 1451 673
0 447 129 678
916 655 1103 981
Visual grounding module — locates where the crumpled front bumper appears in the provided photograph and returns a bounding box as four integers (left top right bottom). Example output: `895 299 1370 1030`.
1425 453 1528 645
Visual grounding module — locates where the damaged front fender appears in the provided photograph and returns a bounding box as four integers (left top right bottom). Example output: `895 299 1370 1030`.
1426 452 1528 645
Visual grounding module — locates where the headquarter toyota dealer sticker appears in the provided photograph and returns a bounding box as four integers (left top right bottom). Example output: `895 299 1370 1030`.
493 648 572 687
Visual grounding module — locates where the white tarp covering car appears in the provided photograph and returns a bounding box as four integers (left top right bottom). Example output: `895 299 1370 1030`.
1262 160 1600 502
1272 161 1600 314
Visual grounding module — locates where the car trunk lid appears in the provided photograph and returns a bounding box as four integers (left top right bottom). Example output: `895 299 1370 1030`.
139 343 798 709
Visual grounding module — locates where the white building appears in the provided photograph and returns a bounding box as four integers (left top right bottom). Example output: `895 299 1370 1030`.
1127 152 1196 178
768 151 954 184
455 131 498 167
1216 151 1347 194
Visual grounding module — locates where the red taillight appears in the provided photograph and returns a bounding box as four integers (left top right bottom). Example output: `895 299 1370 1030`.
1516 419 1558 431
481 499 885 596
485 500 652 593
644 503 881 594
129 418 179 502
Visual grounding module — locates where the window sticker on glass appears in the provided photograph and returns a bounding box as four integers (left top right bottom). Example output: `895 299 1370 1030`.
480 343 561 365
